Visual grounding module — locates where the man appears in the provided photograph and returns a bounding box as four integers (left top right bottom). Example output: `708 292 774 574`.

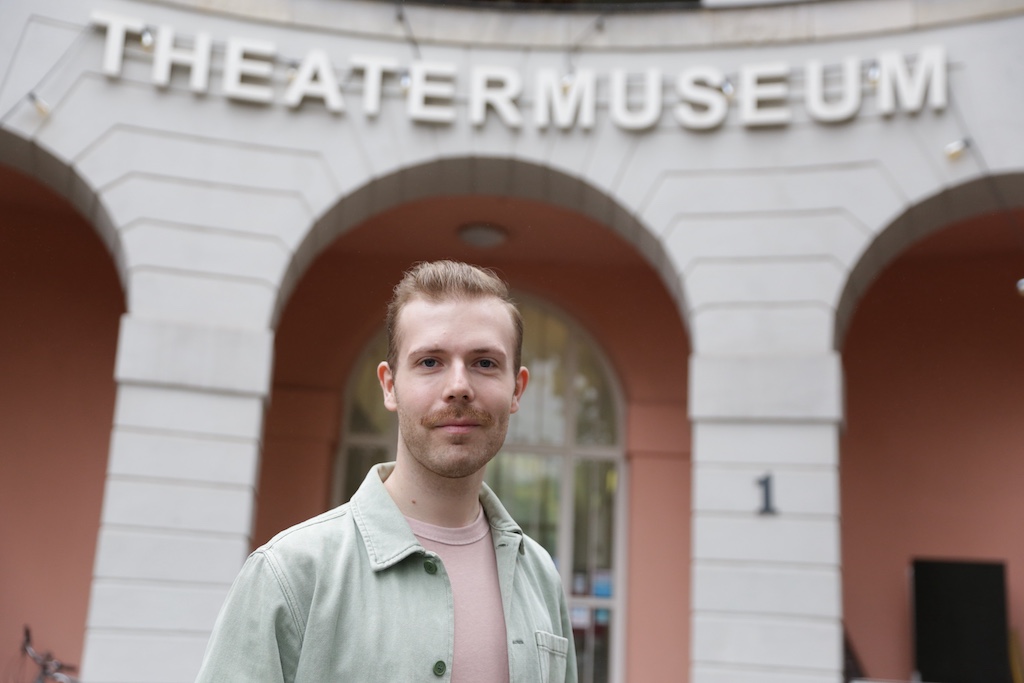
196 260 577 682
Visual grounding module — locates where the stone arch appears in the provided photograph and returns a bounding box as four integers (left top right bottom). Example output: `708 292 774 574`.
835 172 1024 350
273 156 688 333
261 167 694 683
0 128 127 287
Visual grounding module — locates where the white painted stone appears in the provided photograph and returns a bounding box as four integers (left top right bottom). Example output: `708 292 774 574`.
613 143 680 222
694 422 838 467
641 164 905 243
93 528 249 583
121 220 287 285
101 175 310 251
75 126 339 215
87 580 229 631
579 125 643 211
666 211 868 274
710 4 815 43
114 384 264 440
691 305 834 355
693 664 838 683
693 613 842 671
108 429 259 486
0 15 83 127
693 515 839 565
80 630 210 683
811 0 914 39
102 479 253 535
128 269 276 329
693 562 840 618
694 465 838 516
340 89 434 180
116 315 274 395
690 353 843 421
685 259 846 311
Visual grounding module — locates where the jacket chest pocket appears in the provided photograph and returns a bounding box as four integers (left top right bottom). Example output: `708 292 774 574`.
535 630 569 682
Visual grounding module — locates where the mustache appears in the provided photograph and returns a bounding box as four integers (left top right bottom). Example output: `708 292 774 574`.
420 405 494 428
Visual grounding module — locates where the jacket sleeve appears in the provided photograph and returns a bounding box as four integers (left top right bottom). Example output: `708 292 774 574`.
195 550 303 683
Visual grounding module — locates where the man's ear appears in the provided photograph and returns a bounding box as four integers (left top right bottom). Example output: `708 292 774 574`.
378 361 398 412
509 366 529 414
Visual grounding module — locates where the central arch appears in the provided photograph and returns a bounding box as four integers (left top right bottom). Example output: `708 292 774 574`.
260 161 693 682
273 157 688 332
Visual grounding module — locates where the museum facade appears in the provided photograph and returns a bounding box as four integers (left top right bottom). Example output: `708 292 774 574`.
2 1 1024 681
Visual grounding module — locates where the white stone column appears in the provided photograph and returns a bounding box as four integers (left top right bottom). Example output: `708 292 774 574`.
80 316 273 683
689 353 844 683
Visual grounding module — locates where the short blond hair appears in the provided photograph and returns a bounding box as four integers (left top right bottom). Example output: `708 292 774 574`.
385 260 523 372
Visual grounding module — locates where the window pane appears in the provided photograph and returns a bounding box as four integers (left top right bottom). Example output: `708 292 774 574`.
509 306 568 446
574 342 617 446
349 335 391 435
572 460 617 597
484 451 561 559
572 606 611 683
342 444 390 503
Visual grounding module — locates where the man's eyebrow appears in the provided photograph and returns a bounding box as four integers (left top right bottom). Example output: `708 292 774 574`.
471 346 507 356
405 345 508 357
406 345 445 357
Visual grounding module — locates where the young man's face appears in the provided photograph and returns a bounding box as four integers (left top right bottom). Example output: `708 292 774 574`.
377 295 528 481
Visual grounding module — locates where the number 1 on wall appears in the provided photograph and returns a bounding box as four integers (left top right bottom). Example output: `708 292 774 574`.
757 473 778 515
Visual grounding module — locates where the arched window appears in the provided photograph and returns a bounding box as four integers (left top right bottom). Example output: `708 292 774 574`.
333 298 627 683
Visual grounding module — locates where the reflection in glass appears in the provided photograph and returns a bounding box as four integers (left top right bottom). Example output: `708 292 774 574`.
573 607 611 683
575 342 617 446
485 452 561 558
342 444 390 503
348 335 391 436
573 460 617 597
509 307 568 446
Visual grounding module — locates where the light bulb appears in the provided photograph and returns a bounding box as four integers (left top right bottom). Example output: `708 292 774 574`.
560 73 574 94
944 138 969 160
27 92 49 117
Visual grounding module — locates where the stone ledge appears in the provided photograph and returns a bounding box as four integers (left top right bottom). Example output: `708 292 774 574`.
148 0 1024 49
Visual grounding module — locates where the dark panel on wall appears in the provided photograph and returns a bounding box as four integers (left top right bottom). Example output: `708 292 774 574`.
913 559 1012 683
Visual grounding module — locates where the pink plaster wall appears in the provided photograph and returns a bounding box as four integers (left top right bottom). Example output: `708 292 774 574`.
0 168 123 669
259 196 692 681
842 214 1024 678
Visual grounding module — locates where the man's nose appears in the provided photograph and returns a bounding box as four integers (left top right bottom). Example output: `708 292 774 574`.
445 362 474 402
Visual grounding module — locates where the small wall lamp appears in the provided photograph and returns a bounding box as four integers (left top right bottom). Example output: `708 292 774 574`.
458 223 508 249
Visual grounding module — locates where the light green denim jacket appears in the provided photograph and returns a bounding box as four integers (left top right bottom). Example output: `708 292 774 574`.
196 463 577 683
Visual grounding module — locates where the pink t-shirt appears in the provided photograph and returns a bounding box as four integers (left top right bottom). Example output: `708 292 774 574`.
406 507 510 683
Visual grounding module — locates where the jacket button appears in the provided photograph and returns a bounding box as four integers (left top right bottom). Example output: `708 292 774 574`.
424 559 438 575
432 660 446 676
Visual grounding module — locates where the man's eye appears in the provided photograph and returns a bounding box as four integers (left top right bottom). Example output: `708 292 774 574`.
478 359 495 368
421 358 438 368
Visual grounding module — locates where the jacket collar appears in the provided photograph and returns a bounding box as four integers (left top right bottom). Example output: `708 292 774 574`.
351 463 524 571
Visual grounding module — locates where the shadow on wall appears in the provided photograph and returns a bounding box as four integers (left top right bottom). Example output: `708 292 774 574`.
0 166 124 668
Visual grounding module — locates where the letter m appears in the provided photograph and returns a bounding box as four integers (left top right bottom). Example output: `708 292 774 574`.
877 46 947 115
534 68 596 130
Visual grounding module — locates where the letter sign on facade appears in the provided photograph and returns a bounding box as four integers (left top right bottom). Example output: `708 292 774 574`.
89 11 949 134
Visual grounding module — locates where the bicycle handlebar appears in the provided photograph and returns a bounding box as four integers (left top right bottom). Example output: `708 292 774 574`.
21 626 80 681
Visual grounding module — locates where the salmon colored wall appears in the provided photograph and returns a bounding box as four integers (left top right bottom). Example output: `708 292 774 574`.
0 168 123 668
258 195 692 681
842 219 1024 678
